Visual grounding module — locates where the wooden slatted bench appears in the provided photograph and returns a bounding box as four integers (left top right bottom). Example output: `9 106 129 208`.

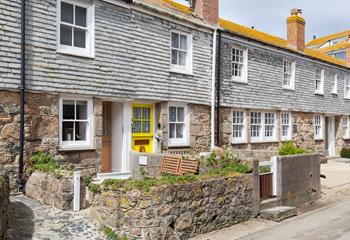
160 155 199 176
179 158 199 175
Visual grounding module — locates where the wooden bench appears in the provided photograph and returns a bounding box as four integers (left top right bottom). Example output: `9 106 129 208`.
160 155 199 176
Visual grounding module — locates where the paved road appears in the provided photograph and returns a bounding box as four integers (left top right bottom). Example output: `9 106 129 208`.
192 159 350 240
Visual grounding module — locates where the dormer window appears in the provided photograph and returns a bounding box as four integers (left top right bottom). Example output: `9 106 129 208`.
57 0 95 58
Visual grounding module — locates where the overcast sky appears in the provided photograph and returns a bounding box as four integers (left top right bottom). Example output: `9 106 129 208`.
176 0 349 42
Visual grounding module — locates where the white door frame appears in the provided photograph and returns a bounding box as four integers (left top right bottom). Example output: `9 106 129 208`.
328 116 336 157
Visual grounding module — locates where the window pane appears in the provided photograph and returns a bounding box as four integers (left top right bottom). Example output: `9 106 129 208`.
171 50 178 65
177 107 184 122
133 121 141 133
179 51 187 66
61 2 73 24
142 121 150 133
63 100 75 119
176 123 184 138
169 123 176 139
180 35 187 50
171 33 179 48
75 122 87 141
74 28 86 48
62 122 74 141
169 107 177 122
75 6 87 27
60 24 73 46
142 108 150 120
76 101 87 120
133 107 142 119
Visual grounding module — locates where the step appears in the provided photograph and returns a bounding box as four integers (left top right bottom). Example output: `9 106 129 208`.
260 197 282 210
260 206 297 222
94 171 132 184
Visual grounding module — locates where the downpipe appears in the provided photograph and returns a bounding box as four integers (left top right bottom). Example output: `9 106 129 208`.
210 29 218 151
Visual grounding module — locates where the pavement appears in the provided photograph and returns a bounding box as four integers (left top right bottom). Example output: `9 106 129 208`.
190 158 350 240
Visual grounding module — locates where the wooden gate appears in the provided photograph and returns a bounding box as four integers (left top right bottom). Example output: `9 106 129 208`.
259 160 276 200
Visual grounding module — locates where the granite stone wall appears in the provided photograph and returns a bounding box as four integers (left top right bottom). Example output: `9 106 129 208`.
0 90 102 191
0 166 10 239
89 174 255 240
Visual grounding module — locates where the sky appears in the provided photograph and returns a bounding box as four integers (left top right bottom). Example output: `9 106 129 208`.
176 0 349 42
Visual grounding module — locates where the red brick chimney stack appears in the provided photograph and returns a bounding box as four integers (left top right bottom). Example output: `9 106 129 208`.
287 9 305 52
192 0 219 24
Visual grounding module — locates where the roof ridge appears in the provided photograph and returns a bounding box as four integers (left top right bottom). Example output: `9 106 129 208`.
306 29 350 47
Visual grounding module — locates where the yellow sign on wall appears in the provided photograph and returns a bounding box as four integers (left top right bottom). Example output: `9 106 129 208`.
131 104 153 153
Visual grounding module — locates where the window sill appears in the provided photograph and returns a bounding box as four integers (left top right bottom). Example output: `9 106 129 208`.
281 138 292 142
168 143 191 148
282 86 295 91
58 146 96 152
251 139 279 144
314 92 324 96
231 140 248 145
231 78 248 84
344 97 350 100
314 138 324 141
56 49 95 59
331 92 338 95
169 68 193 76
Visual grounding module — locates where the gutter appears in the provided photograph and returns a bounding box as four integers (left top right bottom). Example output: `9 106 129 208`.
216 30 222 146
18 0 26 192
210 29 218 151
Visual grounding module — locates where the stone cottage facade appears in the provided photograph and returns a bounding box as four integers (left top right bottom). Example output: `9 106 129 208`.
0 0 217 188
217 11 350 158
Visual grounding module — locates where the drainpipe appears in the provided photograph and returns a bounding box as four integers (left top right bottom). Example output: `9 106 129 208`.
18 0 26 192
216 30 222 146
210 29 218 151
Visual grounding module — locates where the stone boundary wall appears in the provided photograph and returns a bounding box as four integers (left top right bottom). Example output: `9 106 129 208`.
25 171 75 210
89 174 258 240
0 166 10 239
276 153 321 206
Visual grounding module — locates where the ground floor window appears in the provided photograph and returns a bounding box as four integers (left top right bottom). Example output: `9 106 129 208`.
343 116 350 139
281 112 292 140
250 111 276 141
314 114 324 140
168 103 189 146
60 97 93 149
232 110 246 143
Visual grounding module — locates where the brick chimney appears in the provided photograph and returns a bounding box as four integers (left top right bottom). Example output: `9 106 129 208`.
287 9 305 51
192 0 219 24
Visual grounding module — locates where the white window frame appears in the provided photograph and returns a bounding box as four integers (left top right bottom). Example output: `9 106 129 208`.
250 111 277 142
282 60 295 90
313 114 324 140
231 45 248 83
231 110 247 144
343 116 350 140
57 0 95 58
59 96 94 150
344 76 350 99
168 103 190 147
332 74 338 95
169 30 193 75
281 112 293 141
314 69 324 95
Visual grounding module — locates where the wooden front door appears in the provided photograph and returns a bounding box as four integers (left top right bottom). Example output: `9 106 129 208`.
102 102 112 173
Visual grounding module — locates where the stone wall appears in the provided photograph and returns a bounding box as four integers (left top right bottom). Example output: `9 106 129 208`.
25 171 75 210
0 166 10 239
89 174 255 240
0 90 102 191
275 154 321 206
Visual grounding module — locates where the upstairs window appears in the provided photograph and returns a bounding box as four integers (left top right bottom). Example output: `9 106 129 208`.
343 116 350 139
168 104 189 146
332 74 338 94
281 112 292 140
58 0 94 57
60 98 93 149
170 32 192 74
314 114 324 140
315 69 324 95
231 46 248 83
283 60 295 89
345 76 350 99
232 110 246 143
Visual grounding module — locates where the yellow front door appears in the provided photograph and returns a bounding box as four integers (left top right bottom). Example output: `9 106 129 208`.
131 104 153 153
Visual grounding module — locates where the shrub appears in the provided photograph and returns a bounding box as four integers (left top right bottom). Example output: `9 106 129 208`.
278 142 307 156
100 227 128 240
26 152 63 179
259 166 271 173
340 148 350 158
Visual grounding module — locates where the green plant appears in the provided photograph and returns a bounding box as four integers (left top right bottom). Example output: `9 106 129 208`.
340 148 350 158
101 227 122 240
88 183 101 193
26 152 64 179
278 142 307 156
82 176 93 186
259 166 271 173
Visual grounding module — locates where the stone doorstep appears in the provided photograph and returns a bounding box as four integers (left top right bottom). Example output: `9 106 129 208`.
260 206 297 222
260 197 282 210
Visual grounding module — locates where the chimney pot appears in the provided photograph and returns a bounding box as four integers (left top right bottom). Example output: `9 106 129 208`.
287 8 306 51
